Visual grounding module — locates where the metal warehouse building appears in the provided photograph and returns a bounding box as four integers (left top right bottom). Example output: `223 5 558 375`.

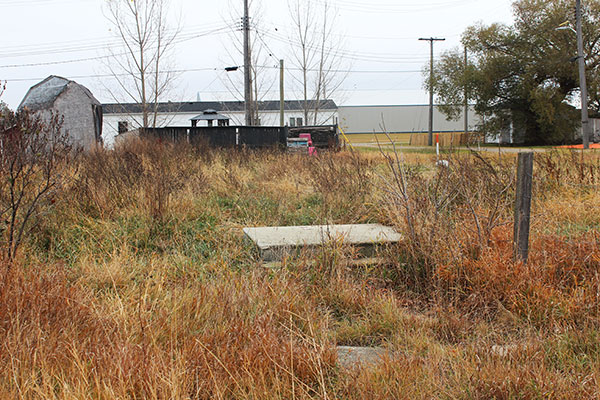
338 105 481 135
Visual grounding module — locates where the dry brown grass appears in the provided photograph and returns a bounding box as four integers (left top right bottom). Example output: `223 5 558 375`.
0 262 338 399
2 139 600 398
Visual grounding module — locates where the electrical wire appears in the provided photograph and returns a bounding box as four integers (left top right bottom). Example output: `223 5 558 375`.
0 20 229 53
3 64 422 83
257 28 435 64
256 28 435 62
265 20 462 42
0 0 95 6
3 67 220 83
262 25 431 58
309 0 480 14
256 64 422 74
253 27 281 62
0 25 233 68
0 24 234 60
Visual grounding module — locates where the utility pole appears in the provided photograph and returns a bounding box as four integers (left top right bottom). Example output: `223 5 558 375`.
576 0 591 148
464 47 469 137
243 0 254 126
280 59 285 127
419 37 445 146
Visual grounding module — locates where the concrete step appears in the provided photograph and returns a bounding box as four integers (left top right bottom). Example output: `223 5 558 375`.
243 224 402 262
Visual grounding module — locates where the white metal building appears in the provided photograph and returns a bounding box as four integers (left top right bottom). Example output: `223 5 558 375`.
338 104 480 135
102 100 338 146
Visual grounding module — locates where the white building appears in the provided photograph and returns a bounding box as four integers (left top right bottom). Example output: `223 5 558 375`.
338 104 480 135
102 100 338 146
593 118 600 142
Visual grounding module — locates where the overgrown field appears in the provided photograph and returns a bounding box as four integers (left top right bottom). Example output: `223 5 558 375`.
2 139 600 399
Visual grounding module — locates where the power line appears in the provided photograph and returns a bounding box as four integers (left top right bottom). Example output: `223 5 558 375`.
253 28 281 62
261 26 432 58
309 0 479 14
0 24 233 60
0 25 233 69
263 29 428 59
3 67 221 83
0 20 230 52
257 65 421 74
264 21 460 41
0 0 95 6
3 65 422 83
0 55 118 69
0 23 228 55
258 29 434 64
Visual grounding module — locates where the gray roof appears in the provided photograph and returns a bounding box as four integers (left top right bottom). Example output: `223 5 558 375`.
19 75 100 112
103 99 338 114
191 110 230 121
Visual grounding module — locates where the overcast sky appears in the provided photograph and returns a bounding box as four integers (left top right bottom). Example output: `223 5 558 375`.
1 0 515 109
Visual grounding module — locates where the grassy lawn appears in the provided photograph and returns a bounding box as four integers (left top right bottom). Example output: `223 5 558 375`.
344 132 470 147
344 133 412 145
2 140 600 398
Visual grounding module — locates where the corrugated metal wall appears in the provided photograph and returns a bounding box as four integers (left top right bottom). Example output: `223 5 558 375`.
339 105 481 134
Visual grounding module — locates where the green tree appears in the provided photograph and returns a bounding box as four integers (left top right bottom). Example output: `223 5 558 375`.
431 0 600 145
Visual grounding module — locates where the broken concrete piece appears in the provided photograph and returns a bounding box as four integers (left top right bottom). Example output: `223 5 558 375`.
243 224 402 262
336 346 388 368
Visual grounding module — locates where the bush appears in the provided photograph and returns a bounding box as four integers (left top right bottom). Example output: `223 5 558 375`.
380 150 514 288
0 108 73 261
75 138 203 221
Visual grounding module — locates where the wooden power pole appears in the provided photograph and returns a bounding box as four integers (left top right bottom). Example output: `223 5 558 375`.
419 37 445 146
280 59 285 127
243 0 254 126
464 47 469 137
576 0 591 148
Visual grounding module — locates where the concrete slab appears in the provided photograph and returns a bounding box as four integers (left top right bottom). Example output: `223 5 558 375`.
243 224 402 262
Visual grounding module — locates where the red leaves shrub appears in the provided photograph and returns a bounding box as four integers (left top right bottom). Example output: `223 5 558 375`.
435 226 600 325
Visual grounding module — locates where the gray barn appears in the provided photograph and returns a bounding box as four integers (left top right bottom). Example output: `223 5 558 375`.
19 76 102 151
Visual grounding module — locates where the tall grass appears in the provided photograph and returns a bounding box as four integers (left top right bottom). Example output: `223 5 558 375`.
2 139 600 398
0 261 339 399
380 148 600 325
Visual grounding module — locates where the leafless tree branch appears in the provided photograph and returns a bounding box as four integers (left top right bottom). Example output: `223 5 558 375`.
103 0 180 129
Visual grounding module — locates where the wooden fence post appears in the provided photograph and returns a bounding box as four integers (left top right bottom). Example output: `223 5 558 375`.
514 152 534 263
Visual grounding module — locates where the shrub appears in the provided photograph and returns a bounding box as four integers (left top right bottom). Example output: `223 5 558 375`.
75 138 202 221
0 108 73 261
380 149 514 289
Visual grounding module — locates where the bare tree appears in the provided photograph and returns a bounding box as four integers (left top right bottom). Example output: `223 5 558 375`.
104 0 179 129
220 0 277 125
288 0 348 125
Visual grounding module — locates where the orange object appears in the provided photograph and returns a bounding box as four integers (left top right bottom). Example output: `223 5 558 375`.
558 143 600 149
